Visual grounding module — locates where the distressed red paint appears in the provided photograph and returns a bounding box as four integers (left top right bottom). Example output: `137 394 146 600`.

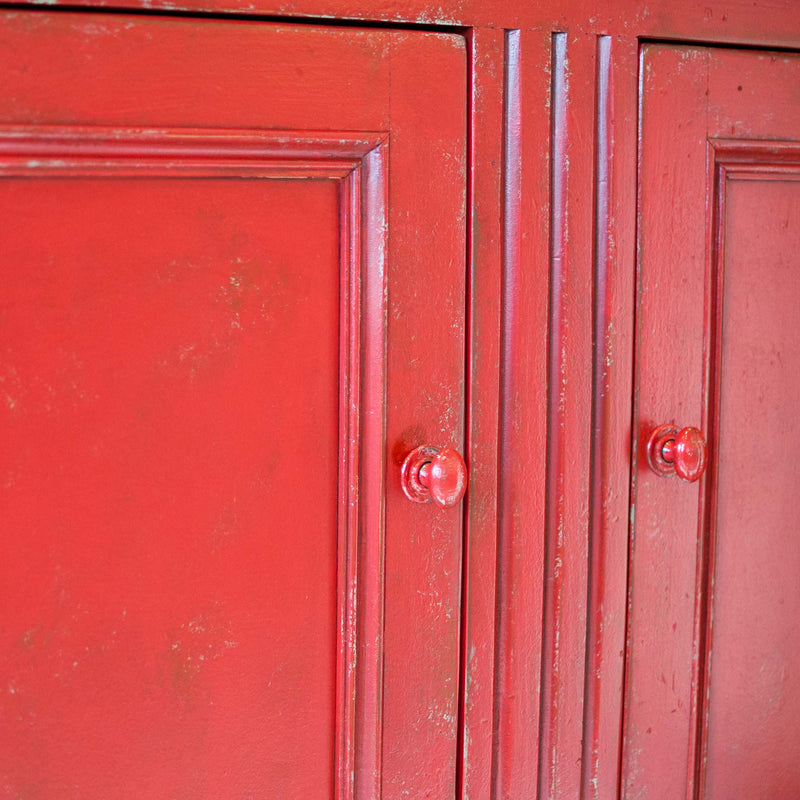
0 15 466 798
0 2 797 799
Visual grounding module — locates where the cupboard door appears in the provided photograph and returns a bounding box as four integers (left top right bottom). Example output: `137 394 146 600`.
0 13 467 798
625 45 800 799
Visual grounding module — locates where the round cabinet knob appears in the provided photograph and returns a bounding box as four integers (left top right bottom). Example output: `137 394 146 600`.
646 424 708 482
401 445 468 508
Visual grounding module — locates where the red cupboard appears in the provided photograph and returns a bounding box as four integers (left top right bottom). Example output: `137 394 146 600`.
0 1 798 798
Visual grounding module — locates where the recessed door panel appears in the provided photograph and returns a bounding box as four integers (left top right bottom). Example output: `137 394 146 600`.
704 173 800 800
2 168 342 799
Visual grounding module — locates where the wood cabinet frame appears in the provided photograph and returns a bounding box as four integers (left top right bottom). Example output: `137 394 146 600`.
1 0 796 797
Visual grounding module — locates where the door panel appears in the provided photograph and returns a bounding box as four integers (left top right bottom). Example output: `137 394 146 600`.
0 14 467 798
704 173 800 799
3 168 343 799
625 45 800 799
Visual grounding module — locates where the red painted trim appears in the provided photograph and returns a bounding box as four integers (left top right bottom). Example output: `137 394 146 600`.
540 29 596 798
0 125 387 177
495 28 523 798
351 141 388 800
1 0 799 50
582 33 611 800
493 28 551 799
689 141 800 800
539 31 569 800
459 25 503 800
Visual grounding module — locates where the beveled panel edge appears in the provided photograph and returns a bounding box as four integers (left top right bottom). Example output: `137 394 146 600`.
0 124 388 178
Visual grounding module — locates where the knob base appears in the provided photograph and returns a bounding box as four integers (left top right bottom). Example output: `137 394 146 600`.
401 445 439 503
647 424 680 477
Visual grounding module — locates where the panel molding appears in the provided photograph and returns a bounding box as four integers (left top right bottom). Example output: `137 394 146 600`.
711 137 800 170
0 124 387 178
690 137 800 800
0 124 389 800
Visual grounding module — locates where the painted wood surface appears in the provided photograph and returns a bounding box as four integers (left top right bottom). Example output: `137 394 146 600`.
0 0 797 49
625 44 800 800
0 14 467 797
0 1 798 798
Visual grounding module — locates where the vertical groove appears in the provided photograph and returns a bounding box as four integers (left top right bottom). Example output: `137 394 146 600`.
687 63 718 800
688 143 724 800
456 28 475 798
618 44 647 800
492 25 521 798
539 30 568 800
581 34 612 800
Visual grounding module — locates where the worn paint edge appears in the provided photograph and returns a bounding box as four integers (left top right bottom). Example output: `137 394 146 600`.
580 32 612 800
538 29 568 800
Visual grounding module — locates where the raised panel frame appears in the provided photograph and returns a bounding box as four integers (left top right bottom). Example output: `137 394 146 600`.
690 138 800 797
0 123 389 800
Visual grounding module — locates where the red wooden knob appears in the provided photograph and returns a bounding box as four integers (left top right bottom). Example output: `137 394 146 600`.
401 445 468 508
646 424 708 482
